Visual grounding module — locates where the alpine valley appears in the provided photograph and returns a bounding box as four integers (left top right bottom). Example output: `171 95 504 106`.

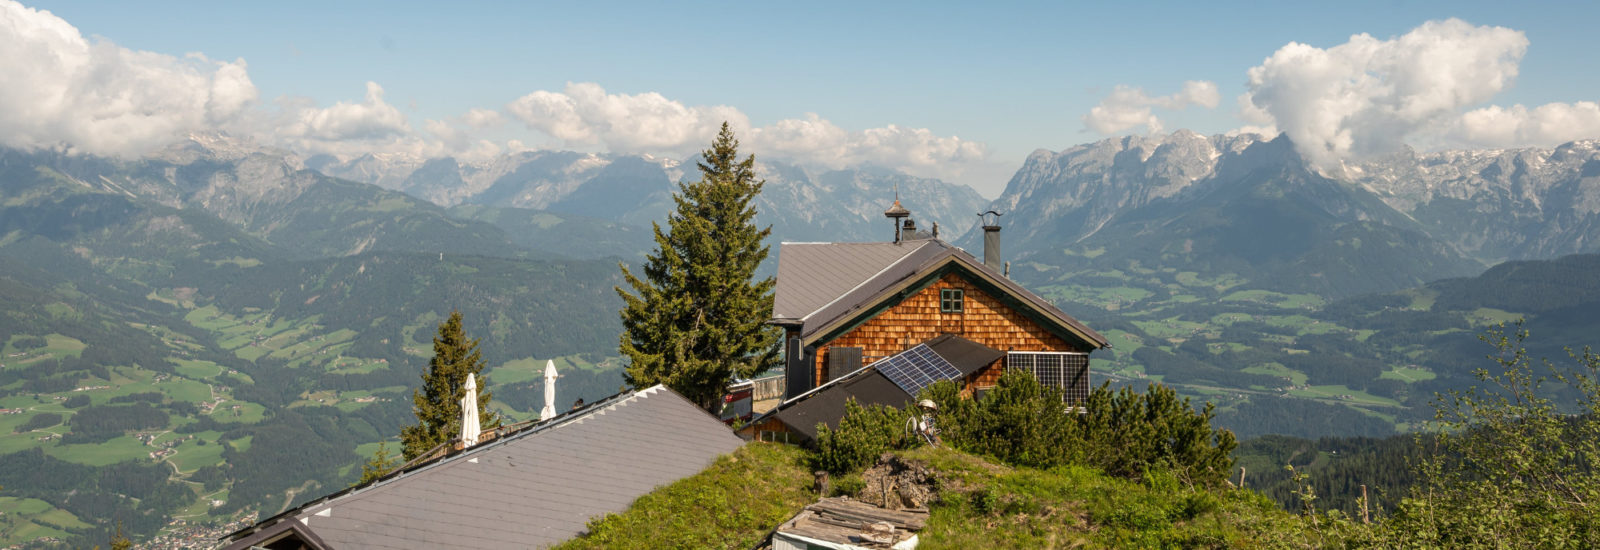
3 131 1600 547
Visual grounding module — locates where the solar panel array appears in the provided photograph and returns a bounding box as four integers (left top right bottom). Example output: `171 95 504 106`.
875 344 963 396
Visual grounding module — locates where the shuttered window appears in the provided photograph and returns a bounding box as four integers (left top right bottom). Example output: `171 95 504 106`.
1007 351 1090 403
826 347 863 382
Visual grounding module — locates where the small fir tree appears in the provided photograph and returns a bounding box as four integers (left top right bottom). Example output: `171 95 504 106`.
356 441 401 485
400 310 500 460
109 521 132 550
616 122 780 411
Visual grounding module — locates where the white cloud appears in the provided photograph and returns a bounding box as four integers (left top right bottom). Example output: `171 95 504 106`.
1451 102 1600 148
1 3 988 184
749 113 987 175
508 83 988 181
506 82 747 155
0 0 259 156
1083 81 1220 135
279 82 408 142
461 108 503 129
1241 18 1529 167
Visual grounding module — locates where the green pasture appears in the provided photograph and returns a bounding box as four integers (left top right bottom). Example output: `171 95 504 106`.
47 434 151 466
1242 363 1306 386
169 437 227 473
1132 316 1207 341
1381 365 1437 383
1288 384 1401 408
229 435 254 453
208 400 266 424
173 359 224 379
159 377 212 403
1469 307 1524 326
1221 289 1324 309
489 354 613 386
0 496 88 546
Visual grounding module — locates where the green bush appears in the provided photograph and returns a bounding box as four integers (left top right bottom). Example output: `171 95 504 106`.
921 370 1236 486
925 371 1081 469
1374 323 1600 548
830 473 865 497
1078 382 1237 486
811 398 917 474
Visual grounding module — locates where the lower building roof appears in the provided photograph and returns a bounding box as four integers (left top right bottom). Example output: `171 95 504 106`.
766 334 1002 441
221 385 742 550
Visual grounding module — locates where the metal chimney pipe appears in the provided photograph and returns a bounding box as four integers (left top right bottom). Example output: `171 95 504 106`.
979 210 1003 274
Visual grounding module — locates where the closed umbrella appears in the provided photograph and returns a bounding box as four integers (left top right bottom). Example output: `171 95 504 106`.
460 373 480 447
541 360 558 421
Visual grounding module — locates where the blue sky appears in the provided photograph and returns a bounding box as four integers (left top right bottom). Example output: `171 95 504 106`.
9 1 1600 196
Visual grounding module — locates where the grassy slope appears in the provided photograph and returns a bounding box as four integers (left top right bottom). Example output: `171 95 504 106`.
555 443 816 550
558 443 1311 549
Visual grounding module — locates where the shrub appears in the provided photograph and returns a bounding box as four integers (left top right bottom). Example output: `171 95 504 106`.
923 370 1236 486
1078 383 1236 486
1377 323 1600 547
812 399 917 474
925 371 1082 469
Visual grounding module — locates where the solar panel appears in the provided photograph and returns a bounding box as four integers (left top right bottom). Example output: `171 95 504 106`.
875 344 963 396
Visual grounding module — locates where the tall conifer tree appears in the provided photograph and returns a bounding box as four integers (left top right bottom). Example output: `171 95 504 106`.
617 122 780 411
400 310 499 460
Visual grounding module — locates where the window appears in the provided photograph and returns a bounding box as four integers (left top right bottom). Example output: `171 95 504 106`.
940 289 964 313
759 430 796 445
1008 351 1090 403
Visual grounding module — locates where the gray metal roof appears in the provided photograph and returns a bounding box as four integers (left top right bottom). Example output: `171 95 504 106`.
765 335 1003 441
772 241 940 320
222 385 741 550
774 239 1108 348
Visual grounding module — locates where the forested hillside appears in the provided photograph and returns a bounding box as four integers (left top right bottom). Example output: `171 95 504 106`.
0 147 633 547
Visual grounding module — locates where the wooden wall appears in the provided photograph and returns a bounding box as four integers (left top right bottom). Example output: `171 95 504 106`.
814 272 1089 388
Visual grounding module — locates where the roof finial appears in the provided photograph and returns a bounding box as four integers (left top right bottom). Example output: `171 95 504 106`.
884 188 911 243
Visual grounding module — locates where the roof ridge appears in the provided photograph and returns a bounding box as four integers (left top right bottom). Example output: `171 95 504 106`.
799 240 938 322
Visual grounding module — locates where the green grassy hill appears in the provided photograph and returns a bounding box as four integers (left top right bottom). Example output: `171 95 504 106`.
559 443 1312 549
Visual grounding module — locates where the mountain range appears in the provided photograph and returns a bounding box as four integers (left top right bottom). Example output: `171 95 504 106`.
311 145 991 247
4 129 1600 547
982 131 1600 299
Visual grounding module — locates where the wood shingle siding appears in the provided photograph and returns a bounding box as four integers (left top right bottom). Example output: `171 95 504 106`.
815 272 1086 388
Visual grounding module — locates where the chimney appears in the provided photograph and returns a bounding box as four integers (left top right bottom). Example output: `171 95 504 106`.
979 211 1003 273
540 360 558 421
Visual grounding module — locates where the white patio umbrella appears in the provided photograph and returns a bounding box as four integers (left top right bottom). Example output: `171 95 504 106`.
540 360 558 421
460 372 480 447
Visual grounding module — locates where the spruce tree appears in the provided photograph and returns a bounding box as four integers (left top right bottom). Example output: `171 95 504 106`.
616 122 780 411
355 441 400 486
400 310 500 460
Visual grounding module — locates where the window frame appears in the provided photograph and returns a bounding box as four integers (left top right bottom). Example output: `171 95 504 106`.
939 288 964 313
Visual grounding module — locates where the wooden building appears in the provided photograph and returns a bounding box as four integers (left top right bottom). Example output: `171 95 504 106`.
747 206 1108 441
